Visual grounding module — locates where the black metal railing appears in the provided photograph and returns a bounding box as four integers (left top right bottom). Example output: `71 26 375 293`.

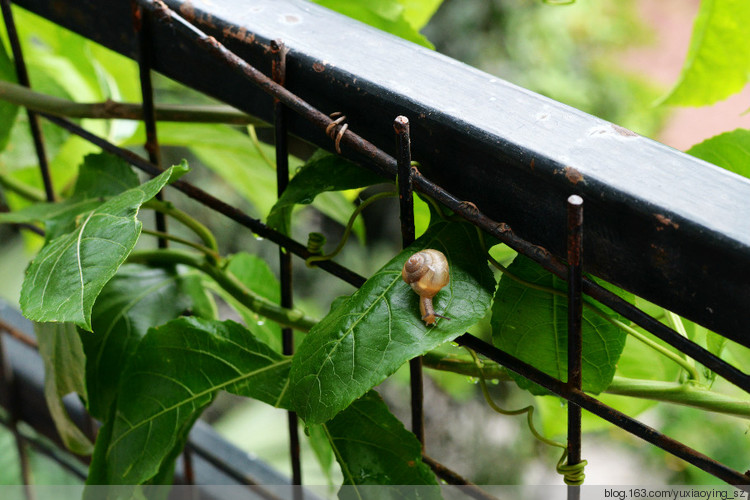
0 0 748 495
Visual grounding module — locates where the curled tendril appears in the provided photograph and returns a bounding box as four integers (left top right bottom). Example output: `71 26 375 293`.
465 347 587 485
305 191 397 267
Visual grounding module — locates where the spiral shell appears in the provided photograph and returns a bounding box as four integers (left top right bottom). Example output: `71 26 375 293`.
402 249 449 298
402 249 450 325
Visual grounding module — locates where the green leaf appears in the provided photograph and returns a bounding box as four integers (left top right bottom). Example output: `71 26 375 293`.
660 0 750 106
312 0 437 48
491 255 627 395
80 264 216 419
98 317 291 484
72 153 140 199
267 150 387 236
306 424 336 487
325 391 440 497
399 0 444 30
0 40 20 152
686 128 750 179
290 221 495 424
223 252 282 351
19 162 188 330
35 321 93 456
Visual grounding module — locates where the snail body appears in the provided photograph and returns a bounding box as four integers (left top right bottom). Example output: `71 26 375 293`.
402 249 450 325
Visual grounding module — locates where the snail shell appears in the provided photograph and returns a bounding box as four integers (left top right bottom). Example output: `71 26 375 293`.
402 249 450 325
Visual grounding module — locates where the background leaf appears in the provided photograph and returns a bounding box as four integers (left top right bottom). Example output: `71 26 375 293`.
80 263 216 419
491 255 627 395
19 163 187 330
311 0 437 48
290 221 495 424
35 321 93 456
97 317 291 484
660 0 750 106
324 391 440 498
0 37 19 152
266 150 387 237
686 128 750 179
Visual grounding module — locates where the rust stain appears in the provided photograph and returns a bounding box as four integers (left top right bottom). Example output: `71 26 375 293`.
655 214 679 230
459 201 479 215
312 62 326 73
222 26 255 44
284 14 301 24
612 124 638 137
178 1 195 20
496 222 513 234
530 158 535 170
565 166 584 184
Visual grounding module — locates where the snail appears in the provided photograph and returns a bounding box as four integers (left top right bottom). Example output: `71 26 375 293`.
402 249 450 326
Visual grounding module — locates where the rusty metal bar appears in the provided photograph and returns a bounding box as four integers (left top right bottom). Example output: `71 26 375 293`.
422 454 499 500
0 0 54 202
395 115 424 447
271 38 303 495
566 195 584 496
133 1 168 247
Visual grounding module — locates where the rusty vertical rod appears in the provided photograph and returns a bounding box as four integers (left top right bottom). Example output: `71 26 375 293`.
134 1 168 247
395 115 424 447
567 194 584 495
0 334 35 500
0 0 54 202
271 39 302 496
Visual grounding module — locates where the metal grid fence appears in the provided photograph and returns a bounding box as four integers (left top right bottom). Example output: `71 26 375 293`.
0 0 748 497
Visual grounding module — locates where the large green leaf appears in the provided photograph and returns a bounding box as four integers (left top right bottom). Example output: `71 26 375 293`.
80 264 216 419
97 317 291 484
35 321 93 456
290 221 495 424
325 391 440 497
660 0 750 106
491 255 628 395
686 128 750 179
19 162 187 330
267 150 387 236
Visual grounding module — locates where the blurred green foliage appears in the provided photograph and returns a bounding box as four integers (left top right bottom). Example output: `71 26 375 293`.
424 0 667 136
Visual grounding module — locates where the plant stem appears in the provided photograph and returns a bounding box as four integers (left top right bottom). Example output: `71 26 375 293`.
306 191 397 266
605 316 700 382
0 80 265 125
144 199 219 253
141 229 220 260
421 353 750 419
0 173 46 202
247 125 275 169
127 249 318 332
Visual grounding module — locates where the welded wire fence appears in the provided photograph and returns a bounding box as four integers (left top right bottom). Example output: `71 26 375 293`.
0 0 748 497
